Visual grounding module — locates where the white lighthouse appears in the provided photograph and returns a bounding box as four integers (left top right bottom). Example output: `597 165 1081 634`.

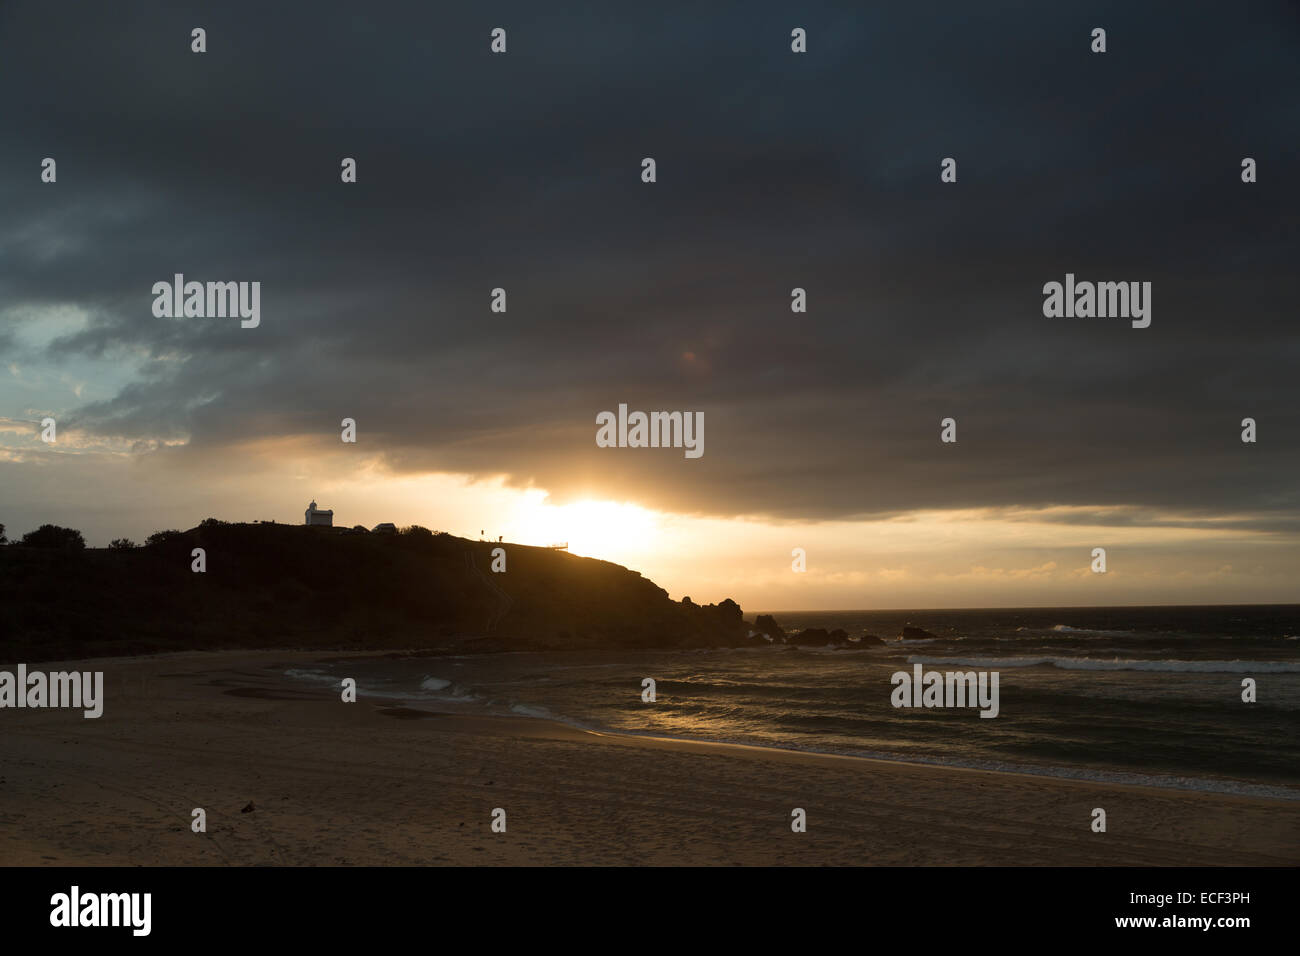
305 499 334 527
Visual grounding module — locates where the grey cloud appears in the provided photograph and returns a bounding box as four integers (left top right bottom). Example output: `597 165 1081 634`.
1 0 1297 528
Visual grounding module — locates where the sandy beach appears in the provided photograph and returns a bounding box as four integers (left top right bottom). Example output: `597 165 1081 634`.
1 650 1296 867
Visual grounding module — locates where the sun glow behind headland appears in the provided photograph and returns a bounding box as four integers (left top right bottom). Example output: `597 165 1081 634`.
511 496 660 562
9 448 1295 609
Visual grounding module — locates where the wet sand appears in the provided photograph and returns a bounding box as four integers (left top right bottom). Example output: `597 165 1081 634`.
1 650 1296 866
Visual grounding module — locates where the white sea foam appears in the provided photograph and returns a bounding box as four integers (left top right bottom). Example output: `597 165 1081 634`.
510 703 553 719
283 668 338 684
907 655 1300 673
416 677 479 702
283 669 481 701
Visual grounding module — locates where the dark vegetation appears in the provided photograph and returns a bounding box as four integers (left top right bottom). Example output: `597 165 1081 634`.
0 520 760 661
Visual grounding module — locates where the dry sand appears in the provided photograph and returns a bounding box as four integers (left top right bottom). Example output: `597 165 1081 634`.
1 650 1296 866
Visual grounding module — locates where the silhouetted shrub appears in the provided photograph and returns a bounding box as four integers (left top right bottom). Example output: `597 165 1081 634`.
20 524 85 550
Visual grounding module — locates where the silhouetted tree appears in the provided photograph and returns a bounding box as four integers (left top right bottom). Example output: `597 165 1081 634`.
0 522 6 545
20 524 86 550
145 529 182 546
109 538 138 549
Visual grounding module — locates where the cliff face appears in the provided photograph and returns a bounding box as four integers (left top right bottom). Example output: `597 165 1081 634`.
0 523 753 660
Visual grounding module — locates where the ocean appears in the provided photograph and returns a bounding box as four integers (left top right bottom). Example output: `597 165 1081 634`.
284 604 1300 799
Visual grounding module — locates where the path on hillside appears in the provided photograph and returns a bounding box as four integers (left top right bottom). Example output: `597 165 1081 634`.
463 545 513 633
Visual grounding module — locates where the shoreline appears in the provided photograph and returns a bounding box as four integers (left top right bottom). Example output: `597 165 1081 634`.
380 697 1300 804
1 650 1297 865
11 646 1300 801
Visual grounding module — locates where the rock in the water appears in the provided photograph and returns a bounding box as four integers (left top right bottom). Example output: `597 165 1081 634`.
901 626 939 641
790 627 850 646
791 627 832 646
753 614 787 643
241 801 255 814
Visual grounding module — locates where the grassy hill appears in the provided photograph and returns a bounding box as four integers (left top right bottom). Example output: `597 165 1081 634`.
0 521 754 660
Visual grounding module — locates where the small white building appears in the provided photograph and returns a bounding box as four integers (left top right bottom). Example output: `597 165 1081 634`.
305 500 334 527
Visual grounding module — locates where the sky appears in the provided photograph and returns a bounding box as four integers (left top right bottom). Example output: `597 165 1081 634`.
1 1 1297 610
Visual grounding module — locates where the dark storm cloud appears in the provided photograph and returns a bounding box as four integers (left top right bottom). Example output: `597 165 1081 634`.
1 1 1297 524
